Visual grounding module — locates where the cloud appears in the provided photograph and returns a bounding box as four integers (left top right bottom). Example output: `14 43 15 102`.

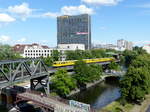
17 38 27 43
61 5 94 15
42 12 60 18
0 35 28 45
82 0 123 6
0 13 15 23
8 3 33 21
42 5 94 19
0 35 11 42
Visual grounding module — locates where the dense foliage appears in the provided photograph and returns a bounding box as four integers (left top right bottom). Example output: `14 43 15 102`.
51 60 103 96
108 61 121 71
51 50 61 61
65 49 110 60
73 60 103 87
43 50 61 65
51 68 76 97
0 44 21 60
122 46 147 67
120 54 150 104
42 56 53 66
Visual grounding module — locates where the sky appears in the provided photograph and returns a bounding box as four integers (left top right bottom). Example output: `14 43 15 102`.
0 0 150 47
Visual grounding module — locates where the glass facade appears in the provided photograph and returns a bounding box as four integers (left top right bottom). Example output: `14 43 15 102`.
57 14 91 49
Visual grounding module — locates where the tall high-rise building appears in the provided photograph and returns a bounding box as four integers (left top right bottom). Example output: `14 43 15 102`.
57 14 91 49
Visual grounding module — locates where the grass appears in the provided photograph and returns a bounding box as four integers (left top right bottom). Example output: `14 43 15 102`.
100 100 134 112
100 93 150 112
50 92 58 97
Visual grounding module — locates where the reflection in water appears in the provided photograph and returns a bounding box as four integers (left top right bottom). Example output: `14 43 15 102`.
70 80 121 110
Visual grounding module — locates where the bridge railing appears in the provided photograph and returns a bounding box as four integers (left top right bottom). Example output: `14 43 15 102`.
26 90 69 104
25 90 96 112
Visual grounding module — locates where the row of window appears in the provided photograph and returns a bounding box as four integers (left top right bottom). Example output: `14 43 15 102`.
25 50 65 53
25 54 50 56
25 50 52 52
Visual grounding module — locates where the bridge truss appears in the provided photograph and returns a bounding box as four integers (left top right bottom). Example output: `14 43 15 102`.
0 58 50 94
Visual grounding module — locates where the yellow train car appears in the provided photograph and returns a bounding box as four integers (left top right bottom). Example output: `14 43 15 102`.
52 57 115 67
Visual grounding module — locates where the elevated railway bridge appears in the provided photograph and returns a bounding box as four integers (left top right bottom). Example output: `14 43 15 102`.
0 57 120 111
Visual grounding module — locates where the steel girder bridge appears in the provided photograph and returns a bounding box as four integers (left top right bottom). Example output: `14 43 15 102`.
0 58 120 94
0 58 50 94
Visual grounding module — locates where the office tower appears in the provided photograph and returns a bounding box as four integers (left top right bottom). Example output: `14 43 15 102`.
57 14 91 49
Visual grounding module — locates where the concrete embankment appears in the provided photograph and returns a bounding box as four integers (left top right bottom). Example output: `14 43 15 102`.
68 77 105 97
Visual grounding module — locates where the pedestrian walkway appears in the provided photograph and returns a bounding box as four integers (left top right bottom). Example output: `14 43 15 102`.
16 91 87 112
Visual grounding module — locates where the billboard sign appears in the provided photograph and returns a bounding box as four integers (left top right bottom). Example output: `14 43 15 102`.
69 100 90 112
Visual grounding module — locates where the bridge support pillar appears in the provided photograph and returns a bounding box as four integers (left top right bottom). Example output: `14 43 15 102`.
0 93 2 105
1 93 7 105
6 94 13 109
30 79 34 90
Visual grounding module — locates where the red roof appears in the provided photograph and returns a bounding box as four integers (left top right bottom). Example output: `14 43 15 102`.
13 43 49 53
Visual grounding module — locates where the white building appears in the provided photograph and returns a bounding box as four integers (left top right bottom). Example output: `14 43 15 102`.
13 43 85 60
143 44 150 54
117 39 133 51
23 44 52 58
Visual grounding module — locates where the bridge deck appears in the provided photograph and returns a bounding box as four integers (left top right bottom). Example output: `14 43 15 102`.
17 91 87 112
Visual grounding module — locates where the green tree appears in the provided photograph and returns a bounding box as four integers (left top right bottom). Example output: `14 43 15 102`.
0 44 22 60
43 56 53 66
65 49 109 60
73 60 89 86
133 46 147 54
74 60 102 87
120 67 149 103
123 50 137 67
120 54 150 103
88 64 103 81
51 68 76 97
108 61 120 71
51 50 61 61
91 49 106 58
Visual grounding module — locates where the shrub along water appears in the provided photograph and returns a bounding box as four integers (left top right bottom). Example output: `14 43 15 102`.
120 54 150 104
51 60 103 97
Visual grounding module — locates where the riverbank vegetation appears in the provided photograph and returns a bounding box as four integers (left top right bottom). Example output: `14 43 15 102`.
108 61 121 71
102 47 150 112
51 60 103 97
120 53 150 104
51 69 76 97
100 99 134 112
0 44 21 60
65 49 115 60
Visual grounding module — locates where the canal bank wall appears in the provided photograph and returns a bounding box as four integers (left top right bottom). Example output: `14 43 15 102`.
67 76 106 97
67 71 123 97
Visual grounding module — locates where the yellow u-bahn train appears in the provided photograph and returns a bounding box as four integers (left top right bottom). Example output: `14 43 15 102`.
52 57 115 67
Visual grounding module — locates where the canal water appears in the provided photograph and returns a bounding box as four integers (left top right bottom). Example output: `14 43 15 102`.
69 78 121 110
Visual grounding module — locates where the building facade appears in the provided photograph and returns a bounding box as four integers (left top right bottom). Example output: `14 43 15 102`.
13 43 85 60
93 44 117 50
57 14 91 49
143 44 150 54
57 44 85 50
117 39 133 51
